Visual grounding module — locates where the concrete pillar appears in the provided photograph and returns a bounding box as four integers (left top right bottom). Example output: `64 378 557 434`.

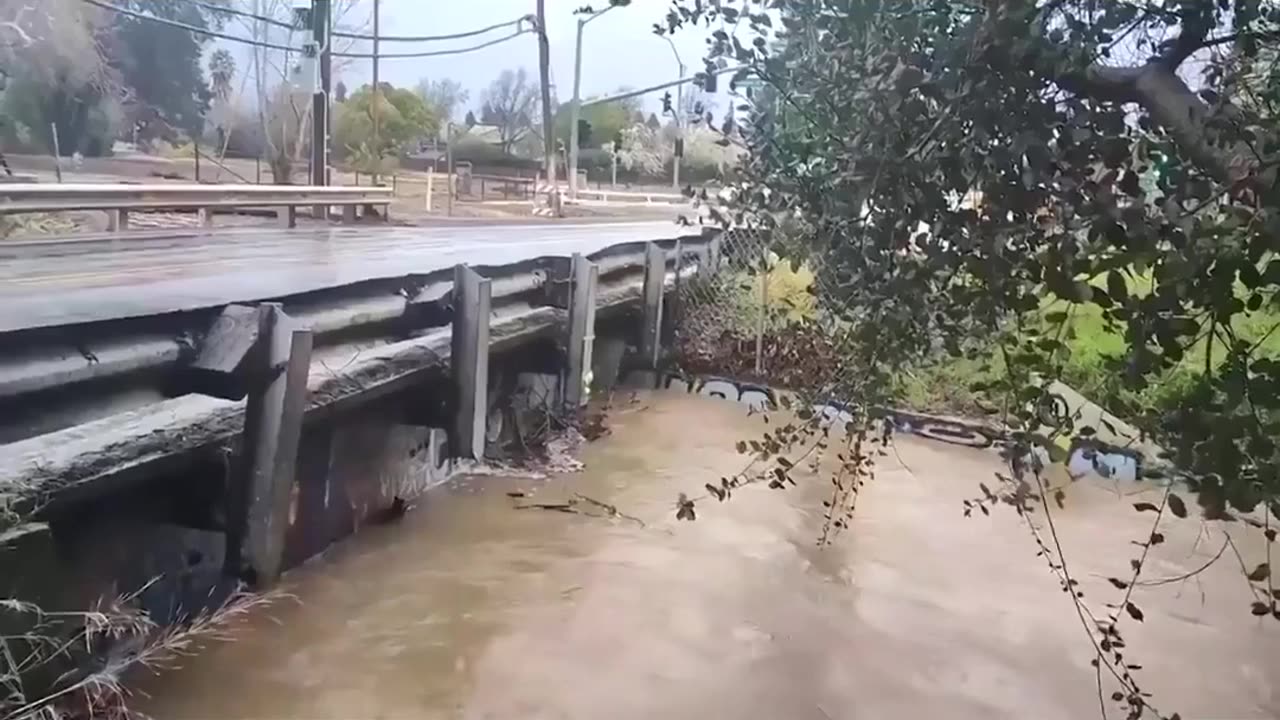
197 207 214 228
314 203 328 222
451 265 491 460
640 242 665 369
565 252 599 410
341 203 358 223
107 208 129 232
277 205 296 228
230 303 313 586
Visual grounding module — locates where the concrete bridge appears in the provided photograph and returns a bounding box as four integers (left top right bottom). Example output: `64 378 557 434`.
0 221 716 619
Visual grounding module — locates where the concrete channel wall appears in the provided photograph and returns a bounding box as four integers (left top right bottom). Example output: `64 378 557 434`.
0 231 717 632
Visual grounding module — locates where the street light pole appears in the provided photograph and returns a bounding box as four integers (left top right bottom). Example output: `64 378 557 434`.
661 35 685 192
568 5 618 201
371 0 380 185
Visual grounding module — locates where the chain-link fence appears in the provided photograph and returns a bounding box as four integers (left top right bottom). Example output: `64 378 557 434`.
676 224 842 391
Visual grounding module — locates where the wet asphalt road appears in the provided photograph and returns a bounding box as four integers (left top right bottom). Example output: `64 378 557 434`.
0 221 698 333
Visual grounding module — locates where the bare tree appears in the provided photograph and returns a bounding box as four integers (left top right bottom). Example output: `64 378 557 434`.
233 0 369 182
415 77 469 123
480 68 539 154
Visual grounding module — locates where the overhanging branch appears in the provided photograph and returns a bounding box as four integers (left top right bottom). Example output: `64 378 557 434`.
1156 9 1212 69
987 0 1260 187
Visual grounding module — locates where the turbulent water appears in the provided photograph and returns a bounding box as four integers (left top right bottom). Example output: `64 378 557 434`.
131 391 1278 719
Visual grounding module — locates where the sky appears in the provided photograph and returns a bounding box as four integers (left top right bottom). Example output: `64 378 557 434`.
322 0 716 117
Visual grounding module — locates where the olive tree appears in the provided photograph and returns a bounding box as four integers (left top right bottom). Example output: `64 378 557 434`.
657 1 1279 715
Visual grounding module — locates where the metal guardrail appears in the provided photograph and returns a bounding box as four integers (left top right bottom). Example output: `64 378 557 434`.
0 235 715 521
0 183 395 229
572 188 688 205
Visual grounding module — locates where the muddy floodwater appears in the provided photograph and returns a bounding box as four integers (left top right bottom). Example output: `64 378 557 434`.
132 391 1278 719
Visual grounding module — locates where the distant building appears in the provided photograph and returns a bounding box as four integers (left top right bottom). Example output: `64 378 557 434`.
456 123 504 147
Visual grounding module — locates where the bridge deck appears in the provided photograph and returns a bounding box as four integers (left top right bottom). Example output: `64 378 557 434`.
0 221 697 333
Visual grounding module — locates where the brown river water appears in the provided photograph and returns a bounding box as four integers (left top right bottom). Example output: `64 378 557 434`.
132 391 1278 719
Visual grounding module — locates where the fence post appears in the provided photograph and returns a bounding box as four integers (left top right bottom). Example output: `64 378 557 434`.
50 123 62 184
107 209 129 232
565 253 599 410
425 170 434 212
229 303 313 586
452 265 491 459
641 242 665 369
708 234 722 275
755 246 769 375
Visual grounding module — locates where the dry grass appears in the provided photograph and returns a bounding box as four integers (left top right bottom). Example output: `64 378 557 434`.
2 585 284 720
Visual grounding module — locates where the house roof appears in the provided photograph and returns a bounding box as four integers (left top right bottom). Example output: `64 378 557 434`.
459 123 503 144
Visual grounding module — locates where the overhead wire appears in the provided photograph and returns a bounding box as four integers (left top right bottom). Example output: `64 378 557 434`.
80 0 301 51
333 28 532 59
180 0 531 43
83 0 533 60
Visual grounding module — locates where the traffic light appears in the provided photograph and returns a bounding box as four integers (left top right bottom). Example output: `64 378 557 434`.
577 119 592 148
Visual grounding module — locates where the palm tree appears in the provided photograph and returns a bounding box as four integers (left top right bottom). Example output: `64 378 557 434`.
209 48 235 101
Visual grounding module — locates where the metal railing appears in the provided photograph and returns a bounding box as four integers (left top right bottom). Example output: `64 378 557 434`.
0 183 395 230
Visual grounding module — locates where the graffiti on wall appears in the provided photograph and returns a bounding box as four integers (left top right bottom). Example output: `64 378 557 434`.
637 371 1146 482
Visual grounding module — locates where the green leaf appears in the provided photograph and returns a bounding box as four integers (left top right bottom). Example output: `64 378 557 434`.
1167 493 1187 518
1133 502 1159 513
1124 602 1144 622
1106 271 1128 303
1247 563 1270 582
1250 601 1271 616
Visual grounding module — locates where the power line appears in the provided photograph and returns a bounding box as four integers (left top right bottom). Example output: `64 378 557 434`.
580 65 749 108
84 0 532 61
339 16 531 43
185 0 297 31
80 0 301 52
333 28 531 59
181 0 530 43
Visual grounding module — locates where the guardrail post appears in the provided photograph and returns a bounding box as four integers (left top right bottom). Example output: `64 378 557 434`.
452 265 491 460
313 203 328 222
341 204 357 223
228 303 312 586
669 239 685 340
276 205 296 229
106 209 129 232
565 253 599 410
640 242 665 369
198 207 214 228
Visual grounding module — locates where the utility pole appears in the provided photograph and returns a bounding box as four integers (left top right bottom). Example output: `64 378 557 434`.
253 0 267 184
535 0 557 213
371 0 381 185
311 0 331 209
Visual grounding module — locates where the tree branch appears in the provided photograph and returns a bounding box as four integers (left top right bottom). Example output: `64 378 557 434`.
986 0 1263 188
1156 9 1212 69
